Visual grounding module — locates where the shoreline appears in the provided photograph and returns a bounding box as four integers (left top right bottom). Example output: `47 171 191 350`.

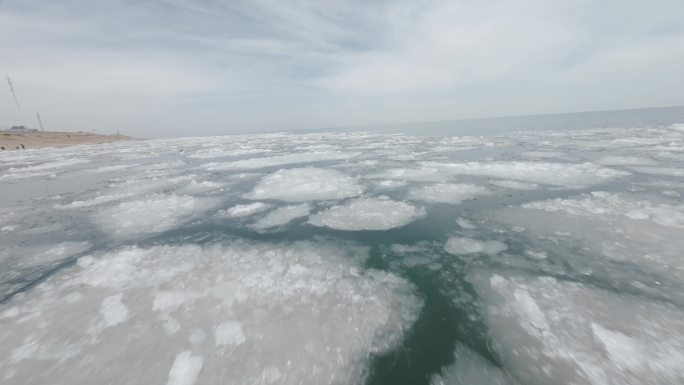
0 131 131 150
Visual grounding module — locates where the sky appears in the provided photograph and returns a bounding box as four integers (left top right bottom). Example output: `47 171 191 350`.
1 0 683 137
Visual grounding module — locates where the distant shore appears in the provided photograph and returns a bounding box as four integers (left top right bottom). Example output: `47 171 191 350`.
0 131 131 150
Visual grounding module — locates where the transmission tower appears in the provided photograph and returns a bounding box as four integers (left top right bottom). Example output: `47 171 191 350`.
36 112 45 131
5 73 27 127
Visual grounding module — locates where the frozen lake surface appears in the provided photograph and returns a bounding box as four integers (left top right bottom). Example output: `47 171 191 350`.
2 120 684 384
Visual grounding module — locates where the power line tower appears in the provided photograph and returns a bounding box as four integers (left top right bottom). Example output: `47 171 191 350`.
36 112 45 131
5 73 27 127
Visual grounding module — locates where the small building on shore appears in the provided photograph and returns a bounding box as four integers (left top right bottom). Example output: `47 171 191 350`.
4 126 36 132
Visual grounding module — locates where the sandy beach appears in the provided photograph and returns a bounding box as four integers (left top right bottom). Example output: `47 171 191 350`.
0 131 130 150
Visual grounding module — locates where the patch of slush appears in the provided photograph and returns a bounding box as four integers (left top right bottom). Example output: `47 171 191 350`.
367 167 451 183
422 161 629 187
407 183 490 204
469 271 684 385
594 156 657 166
0 159 88 181
0 242 91 298
456 217 477 229
445 237 507 256
221 202 272 218
188 148 270 159
627 166 684 177
55 192 135 209
203 151 359 171
0 240 421 385
167 351 203 385
522 151 565 159
489 180 539 190
246 167 364 202
250 204 311 230
373 179 409 190
309 197 424 231
94 195 218 239
522 192 684 229
100 293 129 327
214 321 246 347
431 343 514 385
495 193 684 303
178 180 223 195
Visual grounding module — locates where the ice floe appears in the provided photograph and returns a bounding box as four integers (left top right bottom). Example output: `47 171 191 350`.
627 166 684 177
489 180 539 190
0 240 421 385
250 204 311 230
522 191 684 229
221 202 272 218
469 271 684 385
594 156 657 166
422 161 629 187
246 167 364 202
203 151 359 171
367 167 451 183
445 237 507 256
309 196 424 231
167 351 203 385
407 183 490 204
93 195 218 239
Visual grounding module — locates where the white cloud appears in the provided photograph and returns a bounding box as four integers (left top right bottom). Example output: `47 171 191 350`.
1 0 682 136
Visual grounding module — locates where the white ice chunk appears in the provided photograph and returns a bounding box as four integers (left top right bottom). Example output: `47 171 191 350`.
166 351 203 385
0 158 88 181
215 321 246 347
489 180 539 190
422 161 629 187
445 237 507 256
456 217 476 229
100 293 128 327
628 166 684 177
522 191 684 229
251 204 311 229
309 197 424 230
93 195 217 239
203 151 359 170
407 183 490 204
431 343 514 385
55 192 134 209
221 202 272 218
367 167 451 182
246 167 364 202
522 151 565 159
470 271 684 385
594 156 657 166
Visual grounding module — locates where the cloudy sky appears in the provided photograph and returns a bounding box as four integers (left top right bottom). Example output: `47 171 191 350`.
1 0 683 137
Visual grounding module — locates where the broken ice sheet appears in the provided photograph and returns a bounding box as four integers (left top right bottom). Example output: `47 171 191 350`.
407 183 490 204
495 192 684 304
0 240 421 385
469 270 684 385
422 161 629 187
445 237 507 256
250 203 311 230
